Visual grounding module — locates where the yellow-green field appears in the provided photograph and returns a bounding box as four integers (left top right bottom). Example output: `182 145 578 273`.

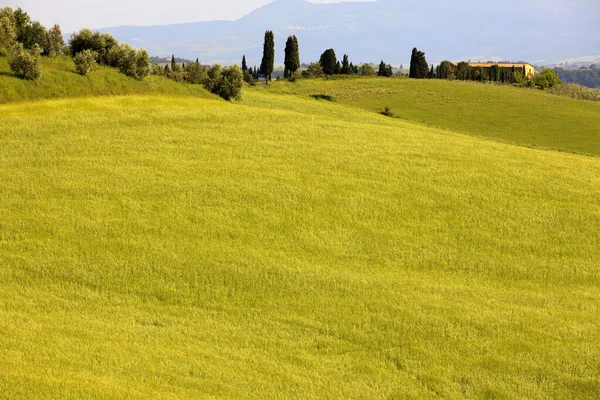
255 77 600 156
0 56 212 103
1 64 599 399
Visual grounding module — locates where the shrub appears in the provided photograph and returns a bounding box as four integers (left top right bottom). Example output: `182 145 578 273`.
380 105 393 117
359 63 375 76
218 65 244 100
73 49 97 75
547 83 600 101
106 44 150 80
534 68 561 89
305 62 324 78
202 64 243 101
69 29 117 64
184 61 207 84
9 43 41 80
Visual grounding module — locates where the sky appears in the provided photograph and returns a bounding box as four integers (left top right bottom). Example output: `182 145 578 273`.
7 0 375 33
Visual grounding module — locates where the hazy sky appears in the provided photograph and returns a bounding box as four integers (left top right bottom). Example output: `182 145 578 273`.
6 0 375 33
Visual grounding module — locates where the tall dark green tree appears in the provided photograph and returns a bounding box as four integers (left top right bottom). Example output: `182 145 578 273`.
341 54 350 74
284 35 300 78
319 48 337 75
260 30 274 82
242 55 247 72
378 61 393 77
292 36 300 74
409 47 428 79
171 54 176 72
335 61 341 75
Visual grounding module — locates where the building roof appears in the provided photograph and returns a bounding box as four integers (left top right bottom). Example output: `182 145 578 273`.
468 61 534 68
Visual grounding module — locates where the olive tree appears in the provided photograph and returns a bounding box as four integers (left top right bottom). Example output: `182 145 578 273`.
73 49 97 75
9 43 41 80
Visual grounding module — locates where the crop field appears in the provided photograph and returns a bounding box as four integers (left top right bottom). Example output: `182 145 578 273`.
1 71 599 398
254 77 600 156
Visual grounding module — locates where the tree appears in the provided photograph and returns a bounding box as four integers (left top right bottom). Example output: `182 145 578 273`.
456 62 470 80
73 49 97 75
0 14 16 57
359 63 375 76
305 62 324 78
218 65 244 100
260 30 274 82
27 21 46 50
43 24 64 57
69 29 117 64
334 61 341 74
409 47 428 79
185 59 206 84
534 68 561 89
9 43 41 80
284 35 300 78
12 7 31 46
292 36 300 75
171 54 177 72
241 55 247 72
202 64 243 100
378 61 393 77
106 43 150 80
319 48 337 75
438 60 456 80
341 54 350 74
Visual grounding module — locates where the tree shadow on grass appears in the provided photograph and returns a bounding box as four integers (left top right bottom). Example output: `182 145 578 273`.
310 94 335 101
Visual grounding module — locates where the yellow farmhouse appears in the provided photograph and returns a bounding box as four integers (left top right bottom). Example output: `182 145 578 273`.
468 61 535 79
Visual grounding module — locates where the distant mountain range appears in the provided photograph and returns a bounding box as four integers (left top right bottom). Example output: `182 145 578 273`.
97 0 600 66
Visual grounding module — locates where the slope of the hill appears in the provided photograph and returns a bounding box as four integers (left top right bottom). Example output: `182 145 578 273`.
0 56 214 104
253 77 600 156
0 93 599 399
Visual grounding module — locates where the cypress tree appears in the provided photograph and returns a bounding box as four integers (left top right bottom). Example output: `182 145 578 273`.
292 36 300 74
242 55 247 72
284 36 300 78
417 50 428 79
335 61 341 75
341 54 350 74
171 54 176 71
259 30 275 82
409 48 429 79
283 35 300 78
409 48 417 78
319 49 337 75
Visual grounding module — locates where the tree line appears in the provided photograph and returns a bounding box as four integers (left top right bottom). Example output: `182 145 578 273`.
554 66 600 89
0 6 65 79
0 6 152 81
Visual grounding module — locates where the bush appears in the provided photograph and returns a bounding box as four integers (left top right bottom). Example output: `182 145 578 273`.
184 61 207 84
534 69 561 90
547 83 600 101
73 49 97 75
9 43 41 80
202 64 243 101
69 29 116 64
106 44 150 80
359 63 375 76
380 105 393 117
305 62 324 78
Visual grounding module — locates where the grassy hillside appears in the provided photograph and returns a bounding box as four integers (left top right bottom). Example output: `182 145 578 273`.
253 77 600 156
0 56 214 103
1 92 599 399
